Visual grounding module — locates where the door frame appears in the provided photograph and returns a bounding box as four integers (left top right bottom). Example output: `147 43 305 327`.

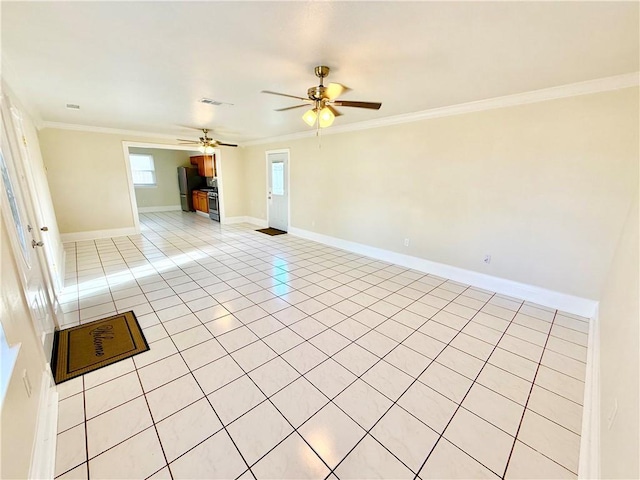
265 149 291 231
7 102 64 298
121 142 226 226
1 97 60 340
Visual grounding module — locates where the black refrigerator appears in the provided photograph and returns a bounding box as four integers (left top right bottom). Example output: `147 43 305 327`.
177 167 203 211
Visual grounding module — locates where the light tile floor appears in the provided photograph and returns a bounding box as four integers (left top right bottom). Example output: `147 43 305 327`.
54 211 589 479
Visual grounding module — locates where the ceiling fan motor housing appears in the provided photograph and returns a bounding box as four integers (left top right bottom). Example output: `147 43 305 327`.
308 85 328 101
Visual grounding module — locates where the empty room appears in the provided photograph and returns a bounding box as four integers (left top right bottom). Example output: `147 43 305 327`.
0 2 638 479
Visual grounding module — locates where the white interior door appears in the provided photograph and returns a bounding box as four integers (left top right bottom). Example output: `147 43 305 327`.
267 150 289 231
1 96 57 361
7 99 63 301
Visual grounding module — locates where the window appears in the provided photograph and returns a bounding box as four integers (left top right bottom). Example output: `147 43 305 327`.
0 150 29 264
129 154 156 186
271 161 284 195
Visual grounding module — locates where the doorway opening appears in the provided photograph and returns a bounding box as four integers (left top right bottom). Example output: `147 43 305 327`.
121 142 227 228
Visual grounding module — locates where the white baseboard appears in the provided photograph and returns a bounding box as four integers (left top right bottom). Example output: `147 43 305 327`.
195 211 210 218
29 367 58 480
246 216 268 227
223 216 269 228
221 216 244 225
60 226 139 243
288 226 598 318
137 205 181 213
579 308 600 479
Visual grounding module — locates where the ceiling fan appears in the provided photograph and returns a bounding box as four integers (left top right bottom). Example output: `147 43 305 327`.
177 129 238 153
262 65 382 128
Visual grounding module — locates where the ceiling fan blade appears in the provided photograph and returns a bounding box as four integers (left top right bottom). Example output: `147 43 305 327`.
275 104 309 112
215 142 238 147
325 105 343 117
332 100 382 110
261 90 308 101
177 139 199 143
326 83 350 100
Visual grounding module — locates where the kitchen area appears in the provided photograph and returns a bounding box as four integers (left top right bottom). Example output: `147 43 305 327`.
178 154 220 221
130 146 235 223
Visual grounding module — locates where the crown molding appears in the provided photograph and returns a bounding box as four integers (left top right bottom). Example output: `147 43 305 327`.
38 121 181 140
243 72 640 147
34 72 639 147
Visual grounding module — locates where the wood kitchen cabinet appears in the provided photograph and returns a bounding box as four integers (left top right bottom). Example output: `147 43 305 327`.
191 190 199 211
190 155 216 178
192 190 209 213
198 191 208 213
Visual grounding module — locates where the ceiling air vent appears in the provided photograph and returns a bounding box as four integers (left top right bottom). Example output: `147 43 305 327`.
199 98 233 106
66 104 80 110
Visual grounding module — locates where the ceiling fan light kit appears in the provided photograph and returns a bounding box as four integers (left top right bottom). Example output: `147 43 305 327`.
199 145 215 154
302 108 317 127
262 65 382 129
318 106 335 128
301 105 336 128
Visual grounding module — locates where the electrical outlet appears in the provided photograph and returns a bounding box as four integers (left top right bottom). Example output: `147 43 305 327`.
403 238 410 247
483 255 492 264
312 220 315 227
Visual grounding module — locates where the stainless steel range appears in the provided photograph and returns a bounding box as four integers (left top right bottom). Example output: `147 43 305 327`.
208 189 220 221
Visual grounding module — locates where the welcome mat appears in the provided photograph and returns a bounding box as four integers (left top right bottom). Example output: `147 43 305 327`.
51 311 149 384
256 228 287 236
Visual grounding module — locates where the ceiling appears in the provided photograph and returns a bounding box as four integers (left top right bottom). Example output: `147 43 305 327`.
2 2 638 143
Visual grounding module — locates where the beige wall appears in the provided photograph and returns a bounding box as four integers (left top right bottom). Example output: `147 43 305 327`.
38 129 246 233
129 147 195 209
598 191 639 479
218 146 245 218
39 129 140 233
242 87 639 301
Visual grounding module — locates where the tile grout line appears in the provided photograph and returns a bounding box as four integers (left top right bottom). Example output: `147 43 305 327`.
79 237 169 480
58 213 584 479
118 222 263 480
143 243 450 477
187 320 335 478
132 364 173 479
80 245 89 479
75 229 557 426
500 310 573 478
326 289 500 478
411 299 529 479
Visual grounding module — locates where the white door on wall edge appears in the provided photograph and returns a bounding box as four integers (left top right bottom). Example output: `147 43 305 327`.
267 150 288 232
1 94 58 362
8 98 63 304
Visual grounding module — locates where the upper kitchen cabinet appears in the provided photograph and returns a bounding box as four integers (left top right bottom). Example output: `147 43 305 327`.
190 155 216 177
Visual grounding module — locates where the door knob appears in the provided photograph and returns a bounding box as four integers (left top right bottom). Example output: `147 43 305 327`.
40 226 49 231
32 240 44 248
